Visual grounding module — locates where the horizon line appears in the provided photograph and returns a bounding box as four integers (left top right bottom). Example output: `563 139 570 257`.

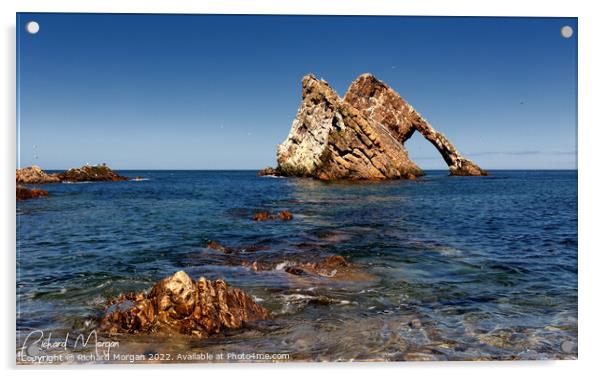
32 168 579 171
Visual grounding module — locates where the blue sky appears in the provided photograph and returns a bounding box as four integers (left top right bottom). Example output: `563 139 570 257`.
17 14 577 170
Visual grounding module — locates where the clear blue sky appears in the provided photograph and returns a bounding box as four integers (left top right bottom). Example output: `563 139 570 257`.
17 14 577 170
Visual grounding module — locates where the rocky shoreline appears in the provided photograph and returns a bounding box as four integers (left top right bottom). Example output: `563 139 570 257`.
15 164 128 201
260 73 487 180
16 164 128 185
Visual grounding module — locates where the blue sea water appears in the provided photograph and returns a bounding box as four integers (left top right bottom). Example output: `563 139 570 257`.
16 170 577 361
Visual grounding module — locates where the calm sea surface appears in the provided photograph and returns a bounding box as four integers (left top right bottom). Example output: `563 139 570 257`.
16 170 577 361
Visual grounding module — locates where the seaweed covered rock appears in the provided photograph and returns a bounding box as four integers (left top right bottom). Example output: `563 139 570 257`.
16 166 60 184
275 75 423 180
101 271 270 337
344 74 487 176
57 164 128 182
16 186 49 201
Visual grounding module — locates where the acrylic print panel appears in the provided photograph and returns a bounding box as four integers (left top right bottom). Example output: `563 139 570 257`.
16 13 577 364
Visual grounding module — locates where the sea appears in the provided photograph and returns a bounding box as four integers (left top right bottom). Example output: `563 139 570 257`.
16 170 577 362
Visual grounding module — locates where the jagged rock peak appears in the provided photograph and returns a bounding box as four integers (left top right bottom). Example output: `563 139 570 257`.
274 74 423 180
345 73 488 176
262 73 486 179
344 73 418 143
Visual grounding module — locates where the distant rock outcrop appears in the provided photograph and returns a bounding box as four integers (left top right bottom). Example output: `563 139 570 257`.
101 271 269 337
17 164 128 184
261 74 486 179
57 164 128 182
16 166 60 184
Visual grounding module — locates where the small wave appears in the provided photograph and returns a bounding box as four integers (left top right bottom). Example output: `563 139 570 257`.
95 279 112 289
130 178 150 182
261 175 286 179
62 181 93 184
275 261 294 271
276 293 357 314
87 295 105 306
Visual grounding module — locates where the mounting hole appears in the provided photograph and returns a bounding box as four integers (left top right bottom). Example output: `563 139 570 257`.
26 21 40 34
560 25 573 39
561 340 576 353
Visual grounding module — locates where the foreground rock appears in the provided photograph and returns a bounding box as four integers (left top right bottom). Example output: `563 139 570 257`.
57 164 128 182
275 75 423 180
101 271 270 337
16 186 49 201
16 166 60 184
344 74 487 176
267 74 486 179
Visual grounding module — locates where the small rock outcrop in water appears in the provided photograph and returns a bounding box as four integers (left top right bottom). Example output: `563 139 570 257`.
257 167 281 177
263 74 486 179
57 164 128 182
16 186 49 201
252 210 293 221
16 166 60 184
101 271 269 337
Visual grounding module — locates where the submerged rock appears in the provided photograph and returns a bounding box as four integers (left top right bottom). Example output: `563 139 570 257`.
345 74 487 176
293 255 374 281
57 164 128 182
101 271 270 337
252 211 272 221
243 254 376 282
16 166 60 184
278 211 294 220
252 210 294 221
206 241 235 254
268 74 486 179
16 186 49 201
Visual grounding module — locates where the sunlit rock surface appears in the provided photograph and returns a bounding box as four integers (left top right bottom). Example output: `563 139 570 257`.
345 74 487 176
264 74 486 179
101 271 270 337
16 166 60 184
275 75 423 180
